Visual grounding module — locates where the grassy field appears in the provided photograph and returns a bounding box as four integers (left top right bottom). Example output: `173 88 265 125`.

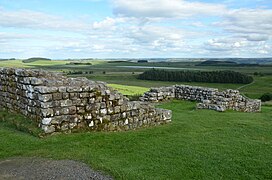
109 84 149 96
239 75 272 99
1 100 272 179
1 59 271 98
88 74 271 99
0 59 272 178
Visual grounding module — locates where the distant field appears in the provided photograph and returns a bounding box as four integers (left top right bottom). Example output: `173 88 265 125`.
0 60 67 68
0 59 271 99
88 74 270 99
1 100 272 179
239 76 272 99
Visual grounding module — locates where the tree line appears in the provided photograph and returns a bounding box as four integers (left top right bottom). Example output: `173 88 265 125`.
138 69 253 84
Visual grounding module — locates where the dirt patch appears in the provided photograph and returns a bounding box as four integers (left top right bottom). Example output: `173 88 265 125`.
0 157 113 180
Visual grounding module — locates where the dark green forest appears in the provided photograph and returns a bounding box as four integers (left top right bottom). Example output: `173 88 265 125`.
138 69 253 84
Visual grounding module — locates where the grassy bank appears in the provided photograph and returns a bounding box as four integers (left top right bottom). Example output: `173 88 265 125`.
1 100 272 179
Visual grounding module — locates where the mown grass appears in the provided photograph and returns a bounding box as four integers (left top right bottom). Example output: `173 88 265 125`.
109 84 149 95
1 101 272 179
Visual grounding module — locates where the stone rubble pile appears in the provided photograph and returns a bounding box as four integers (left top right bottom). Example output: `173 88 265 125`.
141 85 261 112
0 68 172 134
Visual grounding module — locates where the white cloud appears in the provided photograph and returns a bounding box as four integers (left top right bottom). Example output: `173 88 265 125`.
0 7 91 32
112 0 227 18
245 34 269 41
216 9 272 37
0 32 32 43
204 36 271 57
1 1 272 58
92 17 129 30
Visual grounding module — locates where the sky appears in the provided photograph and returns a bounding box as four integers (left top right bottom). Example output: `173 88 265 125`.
0 0 271 59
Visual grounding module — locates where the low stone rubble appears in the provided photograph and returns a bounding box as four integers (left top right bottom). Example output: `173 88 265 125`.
140 85 261 112
0 68 172 134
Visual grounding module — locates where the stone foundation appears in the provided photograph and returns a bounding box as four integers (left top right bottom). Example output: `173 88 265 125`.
0 68 172 134
140 85 261 112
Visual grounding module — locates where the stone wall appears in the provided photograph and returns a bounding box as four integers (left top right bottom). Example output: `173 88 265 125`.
140 85 261 112
0 68 172 134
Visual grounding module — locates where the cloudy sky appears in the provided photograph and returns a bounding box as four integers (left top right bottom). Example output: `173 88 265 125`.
0 0 271 59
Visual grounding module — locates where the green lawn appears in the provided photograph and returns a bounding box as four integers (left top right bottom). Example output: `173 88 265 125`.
1 101 272 179
109 84 149 95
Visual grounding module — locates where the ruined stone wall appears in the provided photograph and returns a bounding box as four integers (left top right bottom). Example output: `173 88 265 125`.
140 85 261 112
0 68 172 134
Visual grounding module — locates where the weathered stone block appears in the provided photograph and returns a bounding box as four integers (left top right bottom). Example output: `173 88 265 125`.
69 93 78 99
114 106 121 113
52 93 62 100
62 93 69 99
67 86 82 93
30 77 44 85
58 86 67 93
41 108 54 117
35 86 58 94
100 109 107 116
60 99 73 107
39 102 53 109
38 94 53 102
42 125 55 134
42 117 52 125
77 107 85 114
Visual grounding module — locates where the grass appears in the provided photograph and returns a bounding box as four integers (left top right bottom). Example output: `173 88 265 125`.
89 74 270 99
1 101 272 179
109 84 149 95
1 59 272 178
88 74 243 90
1 59 271 99
0 60 68 68
239 75 272 99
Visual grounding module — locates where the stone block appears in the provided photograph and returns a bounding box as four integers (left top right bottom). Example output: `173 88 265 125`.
30 77 44 85
42 117 52 125
114 106 121 113
39 102 52 108
38 94 53 102
41 108 54 117
42 125 55 134
35 86 58 94
60 99 73 107
58 86 67 93
100 109 107 116
67 86 82 93
77 107 85 114
62 93 69 99
69 93 78 99
52 93 62 100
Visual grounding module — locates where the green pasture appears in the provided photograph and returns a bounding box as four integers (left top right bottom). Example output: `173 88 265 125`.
1 101 272 179
109 84 149 96
239 76 272 99
88 74 270 99
1 59 271 99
